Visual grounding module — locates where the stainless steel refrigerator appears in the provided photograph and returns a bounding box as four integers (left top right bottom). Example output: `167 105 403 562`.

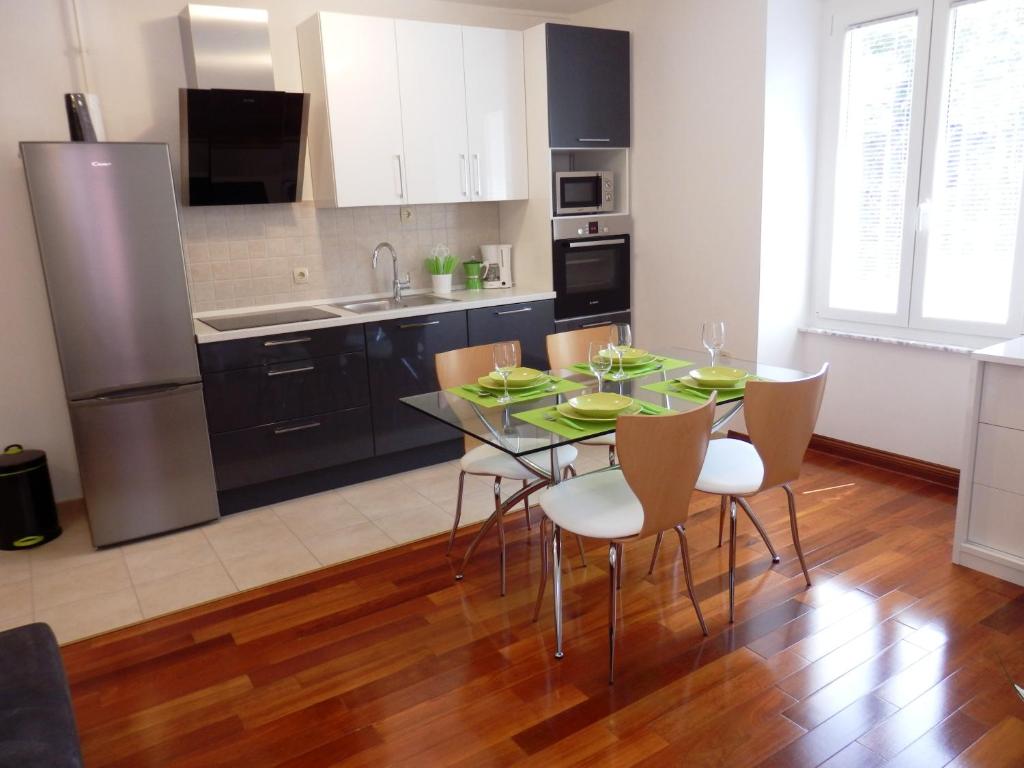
21 142 219 546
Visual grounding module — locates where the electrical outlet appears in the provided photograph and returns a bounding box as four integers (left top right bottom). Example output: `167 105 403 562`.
292 267 309 284
400 207 413 222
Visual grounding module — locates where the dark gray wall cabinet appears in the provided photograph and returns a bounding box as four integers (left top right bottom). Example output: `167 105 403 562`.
546 24 630 148
364 312 469 455
467 300 555 370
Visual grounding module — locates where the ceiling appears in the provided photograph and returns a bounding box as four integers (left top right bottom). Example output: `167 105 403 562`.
441 0 609 15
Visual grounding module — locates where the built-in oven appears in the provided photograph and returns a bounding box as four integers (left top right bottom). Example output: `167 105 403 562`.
552 217 631 321
554 170 615 215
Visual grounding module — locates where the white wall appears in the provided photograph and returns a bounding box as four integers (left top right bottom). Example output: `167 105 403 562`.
573 0 769 359
0 0 563 502
758 0 820 366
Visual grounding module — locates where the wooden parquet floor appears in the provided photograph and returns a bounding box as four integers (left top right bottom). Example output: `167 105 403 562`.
61 451 1024 767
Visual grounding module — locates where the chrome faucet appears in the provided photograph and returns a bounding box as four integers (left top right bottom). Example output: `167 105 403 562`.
372 242 411 302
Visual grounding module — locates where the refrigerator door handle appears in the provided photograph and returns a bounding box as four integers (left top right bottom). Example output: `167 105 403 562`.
93 383 195 403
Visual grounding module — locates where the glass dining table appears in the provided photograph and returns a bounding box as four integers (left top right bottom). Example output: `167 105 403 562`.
401 345 814 658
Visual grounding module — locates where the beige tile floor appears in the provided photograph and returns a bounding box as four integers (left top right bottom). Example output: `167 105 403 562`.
0 446 609 644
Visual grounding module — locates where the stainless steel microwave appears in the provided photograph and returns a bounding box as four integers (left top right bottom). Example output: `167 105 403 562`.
554 171 614 215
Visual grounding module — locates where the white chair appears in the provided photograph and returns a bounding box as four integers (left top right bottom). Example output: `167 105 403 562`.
538 397 715 683
436 342 581 596
688 365 829 622
546 325 619 466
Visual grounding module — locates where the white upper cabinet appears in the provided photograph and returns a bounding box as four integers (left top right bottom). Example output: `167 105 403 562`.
463 27 528 202
395 21 471 204
298 13 407 207
298 13 528 207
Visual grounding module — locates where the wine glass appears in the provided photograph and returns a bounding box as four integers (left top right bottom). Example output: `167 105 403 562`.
610 323 632 380
588 341 613 392
492 342 517 405
701 321 726 367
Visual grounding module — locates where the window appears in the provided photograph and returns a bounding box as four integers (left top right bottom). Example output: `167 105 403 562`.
817 0 1024 338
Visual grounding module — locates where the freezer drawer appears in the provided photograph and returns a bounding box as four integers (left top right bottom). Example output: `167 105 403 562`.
69 383 219 546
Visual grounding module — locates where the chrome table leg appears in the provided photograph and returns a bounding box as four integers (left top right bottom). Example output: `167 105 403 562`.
608 542 620 684
532 515 549 622
447 470 466 555
494 478 506 596
729 497 738 623
553 524 564 659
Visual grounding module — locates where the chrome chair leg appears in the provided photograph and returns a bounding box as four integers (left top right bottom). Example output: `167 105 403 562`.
494 478 506 596
784 484 812 587
576 534 588 568
736 497 780 564
647 531 663 575
718 495 727 547
553 524 564 659
608 445 617 466
675 524 708 635
447 470 466 555
608 542 620 684
533 515 549 622
729 497 738 623
616 545 623 590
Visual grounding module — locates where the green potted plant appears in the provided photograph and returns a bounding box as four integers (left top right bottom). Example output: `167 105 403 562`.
426 244 456 294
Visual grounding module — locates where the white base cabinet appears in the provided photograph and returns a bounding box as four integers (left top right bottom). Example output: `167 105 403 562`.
298 13 528 208
954 338 1024 587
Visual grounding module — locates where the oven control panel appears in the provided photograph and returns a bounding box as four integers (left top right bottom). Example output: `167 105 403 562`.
577 221 609 236
552 215 632 242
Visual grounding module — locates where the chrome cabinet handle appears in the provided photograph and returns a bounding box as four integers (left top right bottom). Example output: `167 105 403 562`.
266 365 315 377
399 320 441 329
495 307 532 316
472 153 481 196
578 138 611 142
263 337 311 347
394 154 405 198
460 154 468 197
273 421 321 435
568 239 626 248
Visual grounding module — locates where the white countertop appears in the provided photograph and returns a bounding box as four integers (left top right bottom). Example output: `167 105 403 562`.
973 336 1024 367
193 286 556 343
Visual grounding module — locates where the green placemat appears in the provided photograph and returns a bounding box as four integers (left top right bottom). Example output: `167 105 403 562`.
641 378 746 405
569 356 693 382
447 377 583 408
514 400 676 439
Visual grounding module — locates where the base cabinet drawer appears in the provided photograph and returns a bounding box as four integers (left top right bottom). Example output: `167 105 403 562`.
980 363 1024 431
973 423 1024 496
198 325 366 373
210 407 374 490
968 483 1024 558
203 352 369 433
467 300 554 370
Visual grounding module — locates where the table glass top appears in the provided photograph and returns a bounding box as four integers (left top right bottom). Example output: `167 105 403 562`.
400 346 814 461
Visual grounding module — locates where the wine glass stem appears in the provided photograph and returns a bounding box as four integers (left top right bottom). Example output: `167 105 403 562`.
711 350 719 367
596 374 602 393
503 376 510 402
618 356 624 378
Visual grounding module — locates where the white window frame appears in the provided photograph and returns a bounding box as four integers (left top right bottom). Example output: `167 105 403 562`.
814 0 1024 341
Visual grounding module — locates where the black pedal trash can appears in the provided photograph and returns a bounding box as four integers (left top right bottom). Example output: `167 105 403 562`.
0 445 62 550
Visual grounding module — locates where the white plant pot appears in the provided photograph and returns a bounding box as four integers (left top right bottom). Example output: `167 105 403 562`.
431 273 453 294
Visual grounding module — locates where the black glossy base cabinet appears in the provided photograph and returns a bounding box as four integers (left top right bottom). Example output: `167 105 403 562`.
198 299 554 508
468 299 554 371
365 311 468 455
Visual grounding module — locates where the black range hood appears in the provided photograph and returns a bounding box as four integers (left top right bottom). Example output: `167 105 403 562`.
179 87 309 206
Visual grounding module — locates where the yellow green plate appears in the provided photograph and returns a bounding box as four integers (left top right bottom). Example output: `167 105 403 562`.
599 346 650 363
688 366 748 389
486 367 545 388
477 374 549 392
568 392 634 417
557 402 642 423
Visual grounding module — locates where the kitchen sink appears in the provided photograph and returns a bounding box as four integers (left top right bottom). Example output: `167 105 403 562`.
332 295 457 314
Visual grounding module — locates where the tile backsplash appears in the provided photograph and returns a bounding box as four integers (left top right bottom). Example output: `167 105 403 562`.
181 202 500 312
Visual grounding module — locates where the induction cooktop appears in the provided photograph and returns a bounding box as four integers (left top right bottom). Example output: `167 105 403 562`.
200 306 337 332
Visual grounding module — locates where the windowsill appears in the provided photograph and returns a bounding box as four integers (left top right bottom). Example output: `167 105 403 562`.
799 326 975 355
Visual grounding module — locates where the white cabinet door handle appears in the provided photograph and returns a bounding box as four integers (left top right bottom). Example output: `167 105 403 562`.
460 154 468 197
472 153 482 197
393 155 405 199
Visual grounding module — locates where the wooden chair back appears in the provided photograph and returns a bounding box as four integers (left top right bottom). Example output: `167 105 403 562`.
546 325 615 372
616 398 715 538
744 364 829 491
435 341 522 453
